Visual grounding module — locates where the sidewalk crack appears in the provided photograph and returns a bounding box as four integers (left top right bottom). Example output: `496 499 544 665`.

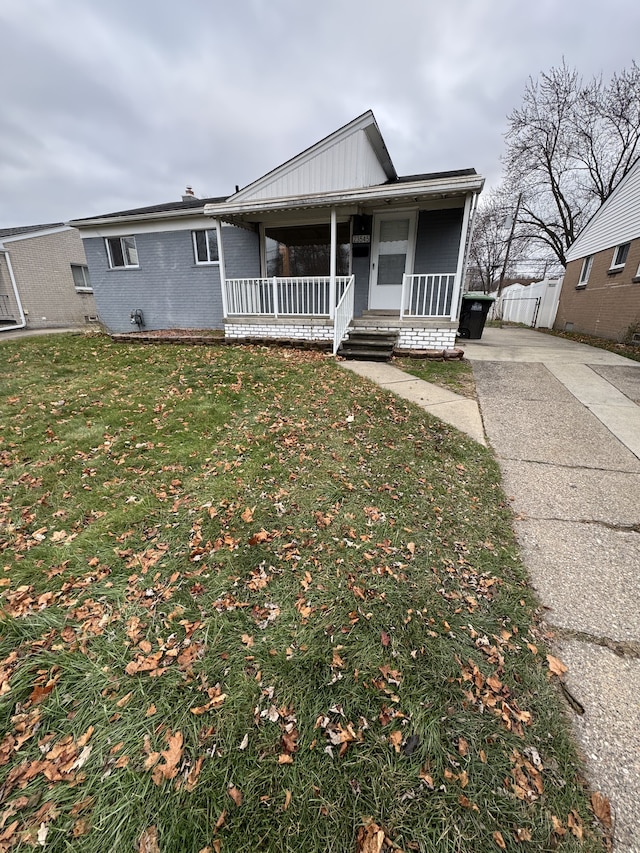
551 626 640 659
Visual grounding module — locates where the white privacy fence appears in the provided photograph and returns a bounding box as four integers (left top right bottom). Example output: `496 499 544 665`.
224 276 352 318
400 273 456 318
490 279 562 328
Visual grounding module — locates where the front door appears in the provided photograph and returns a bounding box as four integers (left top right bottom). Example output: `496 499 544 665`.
369 213 416 310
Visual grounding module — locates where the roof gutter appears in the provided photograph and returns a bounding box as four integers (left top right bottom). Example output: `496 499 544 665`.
68 205 216 230
203 174 485 220
0 246 27 331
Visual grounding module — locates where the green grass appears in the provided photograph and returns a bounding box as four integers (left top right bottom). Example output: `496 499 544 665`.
0 334 605 852
393 357 477 398
538 328 640 362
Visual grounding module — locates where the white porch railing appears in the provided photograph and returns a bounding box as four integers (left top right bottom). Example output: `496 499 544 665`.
400 273 456 319
224 276 352 318
332 275 355 354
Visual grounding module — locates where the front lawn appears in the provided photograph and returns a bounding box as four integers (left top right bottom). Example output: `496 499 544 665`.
0 335 604 852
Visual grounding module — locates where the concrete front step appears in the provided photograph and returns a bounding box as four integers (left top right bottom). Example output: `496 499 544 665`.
338 328 398 361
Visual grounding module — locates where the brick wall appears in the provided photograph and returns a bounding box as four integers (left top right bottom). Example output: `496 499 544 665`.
555 238 640 341
84 225 260 333
4 229 97 329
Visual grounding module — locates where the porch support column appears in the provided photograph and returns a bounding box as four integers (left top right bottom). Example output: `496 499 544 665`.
450 193 473 322
214 219 228 319
329 207 337 320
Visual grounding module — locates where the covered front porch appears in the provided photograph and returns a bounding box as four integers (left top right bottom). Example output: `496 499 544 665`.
204 172 483 354
221 272 459 354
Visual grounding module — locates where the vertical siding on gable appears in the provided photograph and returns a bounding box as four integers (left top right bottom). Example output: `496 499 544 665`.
84 226 260 333
243 131 389 201
413 208 463 274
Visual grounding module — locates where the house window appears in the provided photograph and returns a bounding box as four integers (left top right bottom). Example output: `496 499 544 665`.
576 255 592 288
264 223 350 277
106 236 139 269
71 264 92 292
193 230 219 264
610 242 630 270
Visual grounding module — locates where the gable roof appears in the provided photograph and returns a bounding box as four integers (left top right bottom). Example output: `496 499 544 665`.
566 158 640 262
230 111 397 203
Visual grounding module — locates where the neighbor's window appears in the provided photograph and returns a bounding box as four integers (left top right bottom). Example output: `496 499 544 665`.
577 255 592 287
611 242 630 269
106 236 139 269
71 263 92 292
193 229 219 264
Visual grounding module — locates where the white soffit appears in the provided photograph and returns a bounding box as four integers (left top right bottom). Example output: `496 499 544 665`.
566 159 640 261
230 111 397 203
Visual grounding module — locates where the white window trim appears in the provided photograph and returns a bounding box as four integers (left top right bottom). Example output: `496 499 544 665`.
71 263 92 293
576 255 592 288
105 236 139 269
192 229 220 265
609 242 630 272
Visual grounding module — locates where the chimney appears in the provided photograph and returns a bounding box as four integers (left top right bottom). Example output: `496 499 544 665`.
182 185 198 202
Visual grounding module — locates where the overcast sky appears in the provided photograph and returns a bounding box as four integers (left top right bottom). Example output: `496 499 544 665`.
1 0 639 228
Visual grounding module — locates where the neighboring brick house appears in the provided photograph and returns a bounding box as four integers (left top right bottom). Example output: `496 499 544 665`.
70 111 484 353
555 159 640 342
0 224 97 331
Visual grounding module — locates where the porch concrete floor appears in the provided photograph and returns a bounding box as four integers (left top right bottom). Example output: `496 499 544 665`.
338 360 486 445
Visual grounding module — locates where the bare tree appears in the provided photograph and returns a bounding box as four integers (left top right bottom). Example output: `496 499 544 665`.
467 186 525 292
504 61 640 267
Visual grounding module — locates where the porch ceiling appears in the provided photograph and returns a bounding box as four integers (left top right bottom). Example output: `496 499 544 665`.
203 174 484 226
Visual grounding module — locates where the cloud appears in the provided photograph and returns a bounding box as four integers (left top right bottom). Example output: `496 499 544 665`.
1 0 640 226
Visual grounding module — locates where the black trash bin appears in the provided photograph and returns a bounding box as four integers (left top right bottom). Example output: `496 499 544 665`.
458 292 495 339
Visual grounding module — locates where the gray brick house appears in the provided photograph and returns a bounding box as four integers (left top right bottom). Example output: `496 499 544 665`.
70 112 484 352
0 224 97 332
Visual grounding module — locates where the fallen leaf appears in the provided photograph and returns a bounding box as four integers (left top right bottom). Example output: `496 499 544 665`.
591 791 612 828
458 737 468 757
278 754 294 764
151 730 183 785
515 827 533 841
241 506 255 523
356 821 385 853
228 785 243 807
238 733 249 751
380 631 390 647
546 654 568 678
283 790 292 811
389 731 402 753
492 830 506 849
139 825 160 853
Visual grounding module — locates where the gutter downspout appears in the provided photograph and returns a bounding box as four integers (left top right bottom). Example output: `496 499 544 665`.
0 247 27 331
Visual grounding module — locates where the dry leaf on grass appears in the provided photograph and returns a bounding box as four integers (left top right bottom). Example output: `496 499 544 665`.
356 821 385 853
492 830 506 849
139 825 160 853
228 785 243 807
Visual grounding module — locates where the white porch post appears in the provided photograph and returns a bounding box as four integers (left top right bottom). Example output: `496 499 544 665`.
214 219 228 319
450 193 473 322
329 207 337 320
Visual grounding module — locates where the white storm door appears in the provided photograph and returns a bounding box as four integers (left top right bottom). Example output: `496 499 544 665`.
369 213 416 310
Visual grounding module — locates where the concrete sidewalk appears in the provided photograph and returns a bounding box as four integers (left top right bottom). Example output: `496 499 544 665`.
465 327 640 852
339 360 487 445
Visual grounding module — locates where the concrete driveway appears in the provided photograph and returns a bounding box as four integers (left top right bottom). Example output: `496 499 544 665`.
465 327 640 852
